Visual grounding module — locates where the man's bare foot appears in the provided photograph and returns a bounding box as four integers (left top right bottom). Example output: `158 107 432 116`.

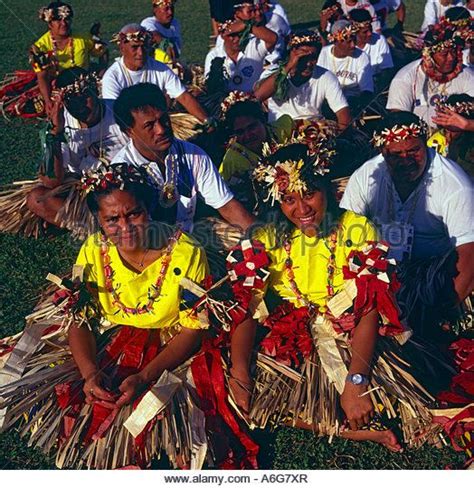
342 428 402 452
228 372 253 416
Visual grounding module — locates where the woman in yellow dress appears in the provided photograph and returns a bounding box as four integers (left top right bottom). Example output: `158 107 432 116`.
227 133 460 453
0 163 257 469
30 2 108 115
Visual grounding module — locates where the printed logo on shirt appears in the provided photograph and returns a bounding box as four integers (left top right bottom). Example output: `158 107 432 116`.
335 69 357 82
242 66 255 78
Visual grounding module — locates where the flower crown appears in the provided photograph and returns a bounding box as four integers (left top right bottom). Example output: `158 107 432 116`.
423 23 465 54
253 120 337 205
153 0 176 7
372 121 428 148
328 25 355 43
288 31 321 49
436 98 474 117
218 20 236 35
352 20 372 32
220 90 258 119
80 163 150 195
39 4 73 23
59 72 101 99
111 30 152 45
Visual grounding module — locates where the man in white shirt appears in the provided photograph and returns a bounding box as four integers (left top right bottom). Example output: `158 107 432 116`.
26 68 129 226
140 0 182 59
340 112 474 338
387 24 474 127
337 0 382 32
421 0 464 32
205 15 277 93
349 9 394 75
317 20 374 103
254 31 351 127
102 24 207 123
112 83 254 233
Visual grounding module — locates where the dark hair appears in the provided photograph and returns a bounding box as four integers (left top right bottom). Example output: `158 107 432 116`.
113 82 168 133
322 0 341 9
445 93 474 120
47 1 71 9
255 143 342 246
224 100 267 130
86 180 157 216
56 67 88 89
445 6 471 22
349 8 372 23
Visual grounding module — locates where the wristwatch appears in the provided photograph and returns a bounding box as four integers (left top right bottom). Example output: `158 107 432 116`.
346 373 370 386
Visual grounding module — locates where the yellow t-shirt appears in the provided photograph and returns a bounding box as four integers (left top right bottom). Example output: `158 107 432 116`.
219 115 294 182
75 231 209 330
33 32 96 72
253 211 378 309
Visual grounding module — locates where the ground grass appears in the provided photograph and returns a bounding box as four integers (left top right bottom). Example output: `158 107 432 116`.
0 0 464 470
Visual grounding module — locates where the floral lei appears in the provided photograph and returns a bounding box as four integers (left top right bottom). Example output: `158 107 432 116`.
421 45 464 84
220 90 258 119
372 122 428 148
101 229 182 315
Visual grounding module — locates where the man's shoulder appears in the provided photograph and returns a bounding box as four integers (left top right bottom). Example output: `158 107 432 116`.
34 31 51 49
147 57 173 73
431 150 473 190
111 141 134 164
351 153 386 179
353 48 370 64
175 139 211 160
392 59 421 79
457 65 474 80
141 16 157 29
103 59 121 78
312 65 338 84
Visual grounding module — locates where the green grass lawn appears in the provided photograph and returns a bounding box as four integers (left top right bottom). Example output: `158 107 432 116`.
0 0 465 470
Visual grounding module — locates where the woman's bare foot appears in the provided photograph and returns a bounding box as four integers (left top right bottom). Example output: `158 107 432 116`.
228 370 253 416
342 428 402 452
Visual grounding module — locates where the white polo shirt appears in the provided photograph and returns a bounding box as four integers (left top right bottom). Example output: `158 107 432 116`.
61 105 129 173
318 45 374 98
361 33 394 74
111 138 234 232
421 0 464 32
101 57 186 100
266 65 349 122
204 38 269 93
140 16 182 56
340 149 474 259
386 59 474 127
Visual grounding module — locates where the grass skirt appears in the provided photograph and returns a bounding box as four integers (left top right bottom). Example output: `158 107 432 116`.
248 304 454 449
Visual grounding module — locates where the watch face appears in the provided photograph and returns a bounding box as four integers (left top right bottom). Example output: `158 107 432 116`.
352 374 363 385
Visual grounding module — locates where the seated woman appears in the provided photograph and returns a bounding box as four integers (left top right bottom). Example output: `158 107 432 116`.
218 90 293 209
30 1 108 115
228 137 458 452
0 163 255 469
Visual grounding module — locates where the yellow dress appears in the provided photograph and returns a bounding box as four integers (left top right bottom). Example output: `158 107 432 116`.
254 211 378 309
75 231 209 330
32 32 99 72
219 114 294 182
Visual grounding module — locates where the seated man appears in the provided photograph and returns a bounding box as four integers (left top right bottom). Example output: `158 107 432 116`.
317 20 374 106
386 22 474 128
204 10 277 93
320 0 345 33
340 111 474 338
26 68 129 225
102 24 207 122
31 1 108 115
112 83 254 233
369 0 406 31
421 0 464 32
349 8 394 76
140 0 182 65
254 31 351 128
336 0 381 32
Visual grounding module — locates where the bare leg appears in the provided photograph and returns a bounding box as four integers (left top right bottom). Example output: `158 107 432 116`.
229 318 257 413
288 419 402 452
26 186 65 225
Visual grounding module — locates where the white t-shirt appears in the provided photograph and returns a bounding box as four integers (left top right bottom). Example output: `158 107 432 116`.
266 66 349 122
205 38 269 93
101 57 186 101
264 11 291 66
269 2 290 26
340 149 474 259
361 33 394 74
421 0 464 32
61 104 129 173
386 59 474 127
140 16 182 56
111 139 234 232
337 1 382 32
317 45 374 97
